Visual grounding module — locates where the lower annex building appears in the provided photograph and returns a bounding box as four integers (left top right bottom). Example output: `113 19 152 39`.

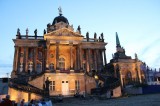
106 32 146 88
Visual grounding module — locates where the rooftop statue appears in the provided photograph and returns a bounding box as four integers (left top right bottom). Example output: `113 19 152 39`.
135 53 138 60
101 33 104 42
94 32 97 41
17 28 20 35
86 32 89 41
77 25 81 34
99 36 101 41
58 6 62 15
26 28 29 35
44 29 46 34
34 29 37 36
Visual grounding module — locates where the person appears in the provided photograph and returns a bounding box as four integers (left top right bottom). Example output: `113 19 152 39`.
41 99 47 106
20 99 24 106
28 99 33 106
0 95 13 106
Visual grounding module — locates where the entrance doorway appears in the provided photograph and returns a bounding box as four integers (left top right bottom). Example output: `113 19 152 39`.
61 81 69 95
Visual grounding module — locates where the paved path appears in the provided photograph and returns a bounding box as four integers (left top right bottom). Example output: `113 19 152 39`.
54 94 160 106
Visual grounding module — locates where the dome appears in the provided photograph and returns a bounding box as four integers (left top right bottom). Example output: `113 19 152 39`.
52 14 69 25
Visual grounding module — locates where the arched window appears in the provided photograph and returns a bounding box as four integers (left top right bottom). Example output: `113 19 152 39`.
49 63 54 71
28 62 33 73
37 62 42 73
19 63 23 72
38 51 42 60
59 58 65 70
125 71 132 85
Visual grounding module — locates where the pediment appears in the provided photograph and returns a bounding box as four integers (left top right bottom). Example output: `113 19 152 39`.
44 28 83 37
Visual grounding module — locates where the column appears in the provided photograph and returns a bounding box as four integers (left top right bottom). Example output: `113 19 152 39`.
70 43 73 70
137 65 142 83
13 46 19 72
17 47 21 73
77 45 81 70
100 50 104 66
88 49 91 71
94 49 97 71
33 47 38 72
87 49 90 72
84 49 87 71
120 71 124 87
56 42 59 70
76 46 78 70
135 65 140 83
103 49 107 65
43 48 46 71
25 47 29 73
46 44 50 70
79 45 82 70
96 49 99 70
23 47 26 72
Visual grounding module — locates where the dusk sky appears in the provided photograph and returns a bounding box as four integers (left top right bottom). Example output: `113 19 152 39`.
0 0 160 77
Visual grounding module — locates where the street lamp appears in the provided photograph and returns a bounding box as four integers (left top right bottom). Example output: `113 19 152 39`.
94 75 99 88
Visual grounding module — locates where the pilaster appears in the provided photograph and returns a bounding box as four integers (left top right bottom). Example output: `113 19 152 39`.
56 42 59 70
94 49 97 71
23 47 26 73
25 47 28 73
70 42 73 72
103 49 107 65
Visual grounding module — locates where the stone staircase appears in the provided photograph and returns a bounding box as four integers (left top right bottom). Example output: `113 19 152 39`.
90 70 121 95
9 76 46 96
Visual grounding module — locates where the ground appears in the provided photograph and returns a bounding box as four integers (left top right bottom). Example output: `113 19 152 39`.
54 93 160 106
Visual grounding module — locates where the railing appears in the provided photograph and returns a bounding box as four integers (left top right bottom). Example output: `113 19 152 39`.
16 35 44 40
91 74 121 95
83 38 104 42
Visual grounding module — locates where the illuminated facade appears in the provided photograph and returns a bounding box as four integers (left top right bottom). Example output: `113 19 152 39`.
10 9 108 101
107 32 146 87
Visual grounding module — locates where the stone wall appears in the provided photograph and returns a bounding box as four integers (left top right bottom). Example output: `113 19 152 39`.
29 75 44 90
112 86 122 97
124 87 142 95
8 87 42 102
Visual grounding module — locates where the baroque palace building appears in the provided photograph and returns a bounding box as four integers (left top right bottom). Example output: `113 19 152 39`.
8 8 122 102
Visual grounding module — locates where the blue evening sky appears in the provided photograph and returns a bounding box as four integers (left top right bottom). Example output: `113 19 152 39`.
0 0 160 77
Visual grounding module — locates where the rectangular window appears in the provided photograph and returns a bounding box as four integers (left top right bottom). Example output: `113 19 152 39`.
75 80 80 91
50 81 55 91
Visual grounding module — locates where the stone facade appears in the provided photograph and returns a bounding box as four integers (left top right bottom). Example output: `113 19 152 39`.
107 32 146 87
10 9 108 99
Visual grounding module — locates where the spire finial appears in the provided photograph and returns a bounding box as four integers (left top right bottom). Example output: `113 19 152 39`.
116 32 121 47
58 6 62 16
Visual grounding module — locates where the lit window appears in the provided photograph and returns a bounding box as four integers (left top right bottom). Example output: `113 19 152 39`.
50 81 55 91
75 80 80 91
59 58 65 70
28 62 33 72
19 63 23 72
49 63 54 71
